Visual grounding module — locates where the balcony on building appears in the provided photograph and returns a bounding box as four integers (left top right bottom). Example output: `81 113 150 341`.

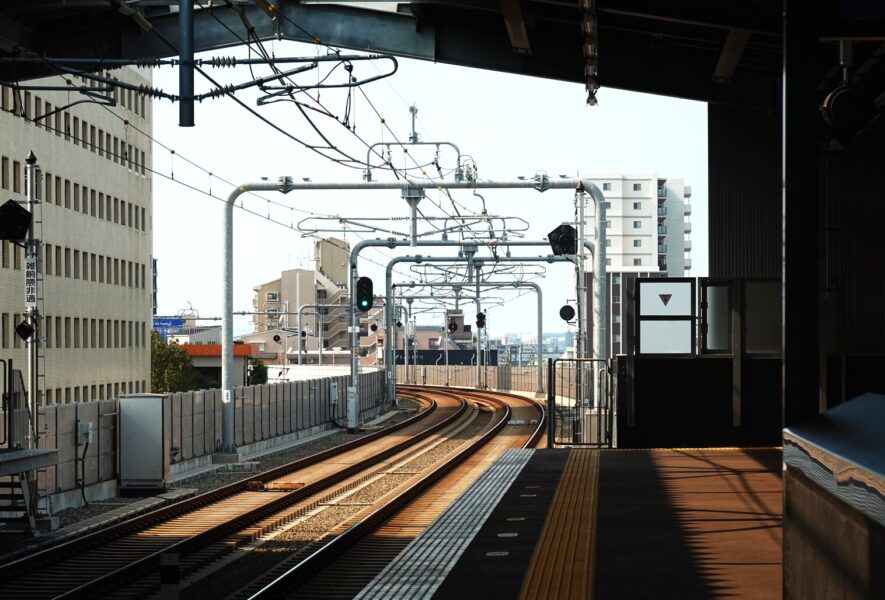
684 221 692 233
684 238 692 251
657 206 667 218
658 244 668 253
684 185 692 197
684 202 692 215
657 186 667 199
685 257 692 269
657 225 667 236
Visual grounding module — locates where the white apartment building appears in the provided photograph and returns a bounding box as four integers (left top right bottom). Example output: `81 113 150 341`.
584 175 692 356
0 69 153 404
586 175 692 275
249 238 351 362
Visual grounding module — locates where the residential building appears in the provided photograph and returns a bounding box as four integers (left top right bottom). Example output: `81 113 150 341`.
584 175 692 357
250 237 351 360
0 69 153 404
584 175 691 275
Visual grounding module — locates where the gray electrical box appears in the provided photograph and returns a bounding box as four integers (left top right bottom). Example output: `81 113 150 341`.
119 393 169 494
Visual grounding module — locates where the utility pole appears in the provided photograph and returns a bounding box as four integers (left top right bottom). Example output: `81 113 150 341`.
575 188 587 434
444 319 450 386
24 151 40 446
405 297 414 384
475 270 482 389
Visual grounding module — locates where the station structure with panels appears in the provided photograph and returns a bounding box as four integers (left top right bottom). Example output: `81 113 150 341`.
1 2 884 598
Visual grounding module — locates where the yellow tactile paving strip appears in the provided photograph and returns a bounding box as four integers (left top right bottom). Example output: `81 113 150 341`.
519 449 600 600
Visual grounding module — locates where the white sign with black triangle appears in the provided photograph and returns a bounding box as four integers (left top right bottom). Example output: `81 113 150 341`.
638 281 692 316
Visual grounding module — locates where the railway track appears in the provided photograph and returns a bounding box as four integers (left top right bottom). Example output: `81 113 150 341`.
0 387 543 600
0 390 444 599
243 386 545 600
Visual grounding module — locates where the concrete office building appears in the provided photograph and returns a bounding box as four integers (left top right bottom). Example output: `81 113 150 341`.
0 68 153 404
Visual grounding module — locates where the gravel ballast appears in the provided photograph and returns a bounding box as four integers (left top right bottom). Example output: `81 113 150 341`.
51 401 420 530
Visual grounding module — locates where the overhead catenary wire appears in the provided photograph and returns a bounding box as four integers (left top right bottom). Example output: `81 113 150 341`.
191 1 490 245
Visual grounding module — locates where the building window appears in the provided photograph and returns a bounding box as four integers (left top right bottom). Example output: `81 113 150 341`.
613 274 621 284
633 183 642 191
633 258 642 266
633 221 641 229
605 220 612 228
266 292 279 301
603 182 611 191
606 258 612 266
633 239 642 247
633 201 642 210
602 201 611 209
605 239 612 247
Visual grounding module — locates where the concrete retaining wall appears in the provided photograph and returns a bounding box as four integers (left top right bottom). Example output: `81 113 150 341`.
396 365 546 395
1 369 387 512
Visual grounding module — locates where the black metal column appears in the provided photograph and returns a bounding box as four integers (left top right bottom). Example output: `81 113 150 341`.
546 358 554 448
178 0 195 127
782 1 821 427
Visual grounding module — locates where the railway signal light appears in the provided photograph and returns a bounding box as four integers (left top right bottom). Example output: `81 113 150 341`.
355 276 373 312
559 305 576 321
448 318 458 333
0 199 31 242
548 223 577 255
15 320 34 341
476 312 486 329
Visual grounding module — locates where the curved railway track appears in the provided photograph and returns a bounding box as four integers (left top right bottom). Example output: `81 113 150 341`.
0 390 444 599
244 386 545 600
0 387 543 600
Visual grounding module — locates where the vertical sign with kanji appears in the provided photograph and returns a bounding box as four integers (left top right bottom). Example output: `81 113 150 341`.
25 255 37 308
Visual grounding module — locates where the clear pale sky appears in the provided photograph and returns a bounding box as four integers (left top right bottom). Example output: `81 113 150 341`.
150 41 708 338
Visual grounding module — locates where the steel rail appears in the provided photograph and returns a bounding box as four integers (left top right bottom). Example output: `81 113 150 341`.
446 387 547 448
50 393 467 600
247 389 543 599
0 391 436 586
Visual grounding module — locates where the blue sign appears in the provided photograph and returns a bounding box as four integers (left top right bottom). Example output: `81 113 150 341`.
153 317 186 340
153 317 185 330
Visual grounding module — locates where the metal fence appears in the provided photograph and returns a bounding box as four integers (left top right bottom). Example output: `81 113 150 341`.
0 364 30 449
547 358 613 447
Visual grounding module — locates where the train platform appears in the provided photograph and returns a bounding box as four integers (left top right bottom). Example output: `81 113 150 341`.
361 446 783 599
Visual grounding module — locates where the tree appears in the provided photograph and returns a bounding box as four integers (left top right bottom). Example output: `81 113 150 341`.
151 331 201 393
247 358 268 386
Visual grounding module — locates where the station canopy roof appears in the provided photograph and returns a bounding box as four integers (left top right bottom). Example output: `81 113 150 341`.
0 2 882 115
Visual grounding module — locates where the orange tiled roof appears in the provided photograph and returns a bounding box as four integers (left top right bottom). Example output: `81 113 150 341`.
179 343 254 358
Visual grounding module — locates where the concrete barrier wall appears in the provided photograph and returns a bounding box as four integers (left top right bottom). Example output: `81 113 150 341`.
1 369 386 509
395 365 546 395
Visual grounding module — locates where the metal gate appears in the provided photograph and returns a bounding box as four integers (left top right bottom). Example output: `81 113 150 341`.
546 358 613 447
